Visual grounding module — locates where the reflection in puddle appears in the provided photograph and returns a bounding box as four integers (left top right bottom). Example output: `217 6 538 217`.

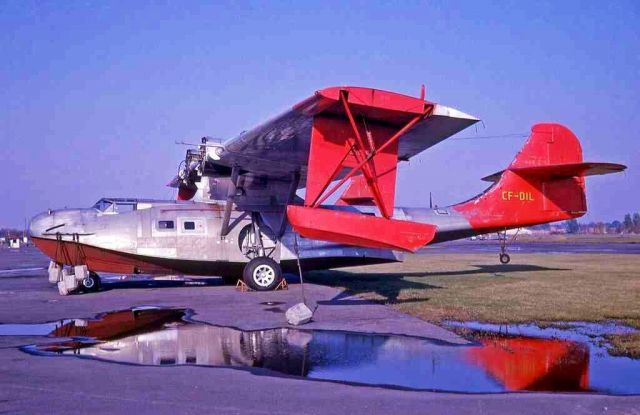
445 320 640 395
8 308 640 395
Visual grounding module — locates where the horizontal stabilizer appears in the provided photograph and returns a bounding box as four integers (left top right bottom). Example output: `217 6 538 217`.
287 206 436 252
482 162 626 183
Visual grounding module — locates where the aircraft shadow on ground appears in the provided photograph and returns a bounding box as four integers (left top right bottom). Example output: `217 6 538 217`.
102 277 224 291
424 264 570 278
98 264 569 301
307 264 570 305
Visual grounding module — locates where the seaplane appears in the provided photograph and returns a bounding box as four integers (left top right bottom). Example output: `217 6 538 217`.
28 86 626 295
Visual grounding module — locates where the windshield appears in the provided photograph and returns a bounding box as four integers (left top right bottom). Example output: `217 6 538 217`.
93 199 114 212
92 198 138 213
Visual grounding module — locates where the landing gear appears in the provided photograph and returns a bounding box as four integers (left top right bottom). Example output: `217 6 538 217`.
497 228 518 264
81 271 101 292
242 257 283 291
238 216 277 259
236 212 283 291
54 266 100 295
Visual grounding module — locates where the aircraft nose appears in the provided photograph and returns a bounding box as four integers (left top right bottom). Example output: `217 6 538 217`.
30 208 95 239
29 211 55 238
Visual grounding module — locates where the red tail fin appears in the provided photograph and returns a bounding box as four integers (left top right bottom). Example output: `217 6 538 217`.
455 123 625 231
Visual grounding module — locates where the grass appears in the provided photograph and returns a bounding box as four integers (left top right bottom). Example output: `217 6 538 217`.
517 234 640 244
606 333 640 358
306 253 640 357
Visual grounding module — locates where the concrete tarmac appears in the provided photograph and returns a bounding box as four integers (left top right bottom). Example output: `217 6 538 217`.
0 249 638 414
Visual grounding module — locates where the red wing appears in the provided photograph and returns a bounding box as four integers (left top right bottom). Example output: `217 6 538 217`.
202 86 478 251
217 86 479 184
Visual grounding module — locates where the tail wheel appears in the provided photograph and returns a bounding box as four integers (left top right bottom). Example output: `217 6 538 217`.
81 272 101 292
242 257 282 291
498 229 512 265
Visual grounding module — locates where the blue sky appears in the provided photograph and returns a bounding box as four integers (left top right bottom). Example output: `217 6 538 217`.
1 0 638 227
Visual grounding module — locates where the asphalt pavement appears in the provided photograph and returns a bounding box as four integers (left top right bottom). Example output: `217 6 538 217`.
0 247 638 414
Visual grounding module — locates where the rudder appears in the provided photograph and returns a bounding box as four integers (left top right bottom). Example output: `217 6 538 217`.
510 123 583 169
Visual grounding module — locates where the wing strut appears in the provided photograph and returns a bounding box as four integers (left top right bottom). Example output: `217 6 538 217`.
310 97 434 218
278 171 300 238
220 165 239 237
288 88 440 252
337 90 389 217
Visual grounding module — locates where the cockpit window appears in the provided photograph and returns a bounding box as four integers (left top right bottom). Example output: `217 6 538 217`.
93 198 137 214
117 203 135 213
93 199 114 212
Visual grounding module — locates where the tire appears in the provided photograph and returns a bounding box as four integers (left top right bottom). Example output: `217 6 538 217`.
81 272 101 292
499 253 511 264
242 257 282 291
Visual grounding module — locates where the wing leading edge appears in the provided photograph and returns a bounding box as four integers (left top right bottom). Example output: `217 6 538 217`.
217 86 479 184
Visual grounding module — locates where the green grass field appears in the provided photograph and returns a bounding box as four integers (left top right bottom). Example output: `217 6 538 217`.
517 234 640 244
306 253 640 357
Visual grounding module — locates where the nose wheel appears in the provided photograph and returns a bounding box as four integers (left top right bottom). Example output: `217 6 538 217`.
81 271 101 292
499 253 511 264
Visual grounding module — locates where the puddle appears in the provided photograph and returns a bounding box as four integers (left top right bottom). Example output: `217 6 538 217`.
444 320 640 395
0 307 184 338
5 309 639 395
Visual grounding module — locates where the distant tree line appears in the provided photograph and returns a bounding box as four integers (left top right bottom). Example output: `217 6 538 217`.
0 228 24 238
563 212 640 234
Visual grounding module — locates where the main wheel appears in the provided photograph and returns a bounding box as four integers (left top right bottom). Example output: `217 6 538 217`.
499 253 511 264
81 271 101 292
242 257 282 291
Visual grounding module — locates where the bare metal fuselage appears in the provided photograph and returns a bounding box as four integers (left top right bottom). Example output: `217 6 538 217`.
29 194 493 278
29 199 406 277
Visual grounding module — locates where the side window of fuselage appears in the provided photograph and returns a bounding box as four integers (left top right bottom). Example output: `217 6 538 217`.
158 220 175 230
178 218 204 234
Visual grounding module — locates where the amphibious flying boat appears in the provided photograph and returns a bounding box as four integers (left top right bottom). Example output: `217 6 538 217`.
29 86 626 294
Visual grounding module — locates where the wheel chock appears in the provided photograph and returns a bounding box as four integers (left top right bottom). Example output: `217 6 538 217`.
235 278 289 292
235 279 252 292
275 278 288 291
